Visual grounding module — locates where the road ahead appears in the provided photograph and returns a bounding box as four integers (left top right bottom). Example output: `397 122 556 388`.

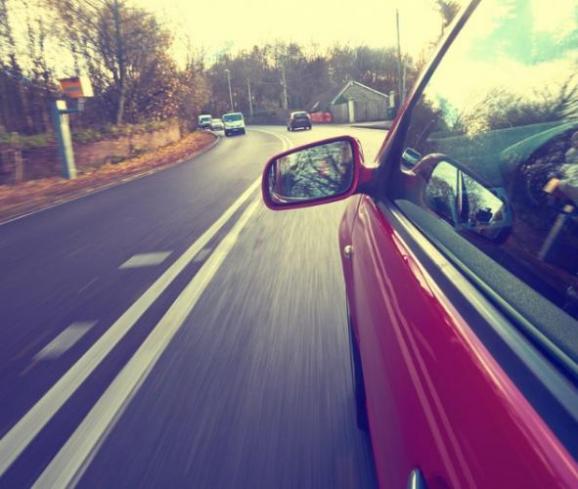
0 125 385 488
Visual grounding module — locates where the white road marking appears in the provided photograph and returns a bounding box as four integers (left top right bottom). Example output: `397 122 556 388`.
77 278 99 295
34 322 96 361
119 252 171 269
0 127 290 477
249 127 292 151
192 247 212 263
33 199 261 489
0 178 260 478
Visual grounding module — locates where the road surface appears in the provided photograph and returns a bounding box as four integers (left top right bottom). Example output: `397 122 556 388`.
0 125 385 488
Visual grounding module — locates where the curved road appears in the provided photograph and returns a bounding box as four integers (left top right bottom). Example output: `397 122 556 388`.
0 125 385 488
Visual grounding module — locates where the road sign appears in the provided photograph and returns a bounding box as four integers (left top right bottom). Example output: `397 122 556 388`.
58 76 94 99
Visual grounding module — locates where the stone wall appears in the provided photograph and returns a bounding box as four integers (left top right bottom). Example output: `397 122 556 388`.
0 122 181 184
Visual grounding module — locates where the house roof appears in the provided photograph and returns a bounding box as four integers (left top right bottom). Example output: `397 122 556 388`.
308 80 388 112
330 81 388 105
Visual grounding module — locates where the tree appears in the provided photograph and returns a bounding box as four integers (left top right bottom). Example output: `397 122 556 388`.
434 0 461 36
0 0 56 133
47 0 177 125
176 55 211 131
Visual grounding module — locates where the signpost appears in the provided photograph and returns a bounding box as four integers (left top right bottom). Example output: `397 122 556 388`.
52 76 94 179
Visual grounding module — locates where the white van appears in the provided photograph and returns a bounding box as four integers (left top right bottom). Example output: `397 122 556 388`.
222 112 246 137
198 114 212 130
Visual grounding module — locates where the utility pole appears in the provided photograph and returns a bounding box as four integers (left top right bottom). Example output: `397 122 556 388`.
280 64 288 110
247 78 254 117
396 8 404 108
50 100 76 179
224 68 234 111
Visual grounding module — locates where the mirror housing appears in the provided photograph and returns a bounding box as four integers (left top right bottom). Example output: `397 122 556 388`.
262 135 369 210
416 155 513 242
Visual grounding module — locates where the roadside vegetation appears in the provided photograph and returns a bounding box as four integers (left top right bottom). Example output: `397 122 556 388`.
0 0 460 137
0 0 460 221
0 131 214 221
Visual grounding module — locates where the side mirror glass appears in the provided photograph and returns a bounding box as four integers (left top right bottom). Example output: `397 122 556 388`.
263 136 362 209
425 160 512 241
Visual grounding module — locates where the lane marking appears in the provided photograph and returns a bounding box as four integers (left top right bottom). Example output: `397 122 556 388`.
249 127 292 150
192 248 212 263
33 199 261 489
77 278 99 295
119 252 172 269
0 178 260 477
34 322 96 361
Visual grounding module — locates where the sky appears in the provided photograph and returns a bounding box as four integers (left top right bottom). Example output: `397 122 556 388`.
131 0 455 64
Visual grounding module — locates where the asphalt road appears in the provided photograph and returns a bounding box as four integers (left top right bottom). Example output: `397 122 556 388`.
0 125 386 488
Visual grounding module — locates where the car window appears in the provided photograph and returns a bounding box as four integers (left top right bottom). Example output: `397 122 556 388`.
391 1 578 326
223 113 243 122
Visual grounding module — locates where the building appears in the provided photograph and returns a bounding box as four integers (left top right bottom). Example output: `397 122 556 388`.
309 81 391 123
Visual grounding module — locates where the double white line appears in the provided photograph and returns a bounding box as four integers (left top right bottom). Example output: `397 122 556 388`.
0 128 291 487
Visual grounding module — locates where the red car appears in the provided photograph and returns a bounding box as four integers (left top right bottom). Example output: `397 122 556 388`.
262 1 578 488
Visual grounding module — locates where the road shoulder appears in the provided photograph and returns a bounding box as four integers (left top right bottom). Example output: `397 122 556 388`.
0 132 219 225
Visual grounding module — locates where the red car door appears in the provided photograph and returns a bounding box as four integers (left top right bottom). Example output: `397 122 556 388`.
349 195 577 488
346 1 578 487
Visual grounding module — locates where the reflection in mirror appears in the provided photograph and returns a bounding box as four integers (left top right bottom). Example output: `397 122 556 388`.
425 161 459 225
268 140 354 204
425 160 512 240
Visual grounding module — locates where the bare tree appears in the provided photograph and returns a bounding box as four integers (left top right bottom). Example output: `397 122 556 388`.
434 0 462 36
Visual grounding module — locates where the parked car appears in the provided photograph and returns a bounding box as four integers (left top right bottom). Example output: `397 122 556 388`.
222 112 246 136
262 1 578 488
287 111 312 131
210 118 224 131
198 114 212 130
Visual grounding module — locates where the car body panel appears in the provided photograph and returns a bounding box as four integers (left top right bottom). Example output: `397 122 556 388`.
342 195 578 488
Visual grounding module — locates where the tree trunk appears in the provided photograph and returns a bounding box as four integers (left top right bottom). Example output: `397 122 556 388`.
112 0 126 124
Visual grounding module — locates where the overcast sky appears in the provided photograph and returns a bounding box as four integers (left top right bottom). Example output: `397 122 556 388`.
131 0 454 63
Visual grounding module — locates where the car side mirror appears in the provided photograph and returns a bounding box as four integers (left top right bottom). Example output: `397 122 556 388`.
424 159 513 241
262 136 365 210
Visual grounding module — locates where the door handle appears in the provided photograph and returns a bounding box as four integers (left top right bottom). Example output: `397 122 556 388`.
407 469 427 489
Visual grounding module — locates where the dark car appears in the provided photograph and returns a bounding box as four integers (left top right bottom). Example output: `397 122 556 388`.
287 111 311 131
262 1 578 488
